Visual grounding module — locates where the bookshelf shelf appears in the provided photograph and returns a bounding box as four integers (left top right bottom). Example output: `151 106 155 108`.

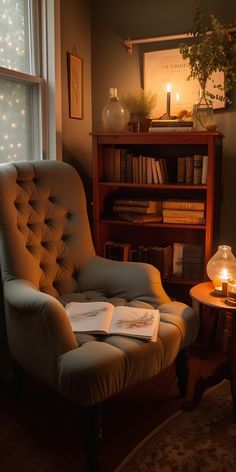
92 131 223 303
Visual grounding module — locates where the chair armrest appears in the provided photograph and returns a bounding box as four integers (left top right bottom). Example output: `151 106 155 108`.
78 255 171 306
3 278 77 355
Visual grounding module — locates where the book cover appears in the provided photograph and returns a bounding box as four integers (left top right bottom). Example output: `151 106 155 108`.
65 301 160 341
163 199 205 210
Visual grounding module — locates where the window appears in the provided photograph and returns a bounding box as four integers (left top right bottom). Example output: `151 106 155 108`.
0 0 61 163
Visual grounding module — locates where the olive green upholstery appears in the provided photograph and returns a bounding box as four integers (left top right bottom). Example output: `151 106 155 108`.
0 160 199 407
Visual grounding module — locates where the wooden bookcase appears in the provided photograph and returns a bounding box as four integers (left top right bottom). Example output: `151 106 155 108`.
92 131 223 303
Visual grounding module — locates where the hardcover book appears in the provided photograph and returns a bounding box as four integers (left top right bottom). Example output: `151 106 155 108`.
65 301 160 341
115 213 162 223
163 199 205 211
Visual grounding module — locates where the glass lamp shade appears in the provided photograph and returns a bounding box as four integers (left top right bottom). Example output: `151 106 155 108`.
206 245 236 295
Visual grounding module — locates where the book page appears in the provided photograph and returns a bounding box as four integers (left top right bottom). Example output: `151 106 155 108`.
65 301 114 334
109 306 160 341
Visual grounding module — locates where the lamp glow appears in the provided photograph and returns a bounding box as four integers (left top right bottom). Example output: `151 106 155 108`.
206 245 236 296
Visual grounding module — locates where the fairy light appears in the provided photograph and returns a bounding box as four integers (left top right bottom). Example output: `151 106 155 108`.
0 0 30 162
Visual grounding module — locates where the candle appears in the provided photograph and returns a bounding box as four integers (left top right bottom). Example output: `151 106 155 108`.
227 277 236 304
166 83 171 117
213 269 229 295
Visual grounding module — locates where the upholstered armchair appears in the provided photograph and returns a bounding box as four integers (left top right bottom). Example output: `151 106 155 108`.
0 161 199 471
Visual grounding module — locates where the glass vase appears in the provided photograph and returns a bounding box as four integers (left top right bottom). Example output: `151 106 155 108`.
192 90 216 131
102 88 128 132
206 245 236 295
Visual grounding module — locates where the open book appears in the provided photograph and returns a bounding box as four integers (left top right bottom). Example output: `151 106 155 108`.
65 301 160 341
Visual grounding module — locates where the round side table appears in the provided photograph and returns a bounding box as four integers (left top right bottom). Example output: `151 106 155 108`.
190 281 236 421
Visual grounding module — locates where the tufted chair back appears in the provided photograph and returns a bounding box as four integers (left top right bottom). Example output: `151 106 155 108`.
0 160 95 297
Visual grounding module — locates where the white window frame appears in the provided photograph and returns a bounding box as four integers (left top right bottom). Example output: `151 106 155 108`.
0 0 61 161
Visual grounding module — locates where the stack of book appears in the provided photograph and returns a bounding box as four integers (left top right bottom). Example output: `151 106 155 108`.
112 198 163 223
173 242 204 280
162 199 205 224
149 119 193 133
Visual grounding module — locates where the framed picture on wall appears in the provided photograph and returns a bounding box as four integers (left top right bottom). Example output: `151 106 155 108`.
144 48 224 119
67 52 83 119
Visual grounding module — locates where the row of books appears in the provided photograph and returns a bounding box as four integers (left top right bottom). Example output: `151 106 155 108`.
110 198 206 225
104 240 204 280
103 147 208 185
177 155 208 185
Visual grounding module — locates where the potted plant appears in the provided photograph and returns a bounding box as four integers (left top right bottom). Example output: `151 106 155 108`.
179 1 236 129
121 88 157 131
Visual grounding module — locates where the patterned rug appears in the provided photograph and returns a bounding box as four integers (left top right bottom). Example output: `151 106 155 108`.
115 381 236 471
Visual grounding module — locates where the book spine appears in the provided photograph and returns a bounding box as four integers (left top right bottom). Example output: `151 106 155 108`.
172 243 185 276
120 149 127 182
185 156 194 184
155 159 164 184
146 157 153 184
177 157 186 183
201 155 208 184
163 215 205 224
163 200 205 210
163 209 205 218
193 154 203 185
151 158 159 183
149 127 193 132
114 199 157 207
113 205 158 214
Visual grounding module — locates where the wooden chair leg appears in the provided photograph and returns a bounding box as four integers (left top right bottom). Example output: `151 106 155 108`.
175 347 189 397
80 404 103 472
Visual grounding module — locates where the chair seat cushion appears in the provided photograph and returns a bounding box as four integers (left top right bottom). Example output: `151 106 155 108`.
58 292 198 405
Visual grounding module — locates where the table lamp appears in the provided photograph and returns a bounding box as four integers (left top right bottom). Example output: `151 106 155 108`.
206 245 236 296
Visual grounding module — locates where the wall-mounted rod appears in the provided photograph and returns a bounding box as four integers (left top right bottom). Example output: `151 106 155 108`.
124 33 192 54
124 28 236 54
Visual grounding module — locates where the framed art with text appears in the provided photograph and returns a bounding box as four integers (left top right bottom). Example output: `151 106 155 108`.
67 52 83 119
144 48 224 119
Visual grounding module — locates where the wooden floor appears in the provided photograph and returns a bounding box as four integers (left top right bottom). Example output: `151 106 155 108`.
0 345 226 472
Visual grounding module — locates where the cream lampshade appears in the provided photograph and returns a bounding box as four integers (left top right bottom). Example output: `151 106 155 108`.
206 245 236 296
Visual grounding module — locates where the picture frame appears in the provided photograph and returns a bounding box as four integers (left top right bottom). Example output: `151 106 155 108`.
67 52 83 119
144 48 225 119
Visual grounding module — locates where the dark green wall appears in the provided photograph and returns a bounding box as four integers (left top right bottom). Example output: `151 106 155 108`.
91 0 236 251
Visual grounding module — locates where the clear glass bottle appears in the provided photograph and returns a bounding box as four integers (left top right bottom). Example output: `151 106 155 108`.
206 245 236 294
102 88 127 132
192 87 216 131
